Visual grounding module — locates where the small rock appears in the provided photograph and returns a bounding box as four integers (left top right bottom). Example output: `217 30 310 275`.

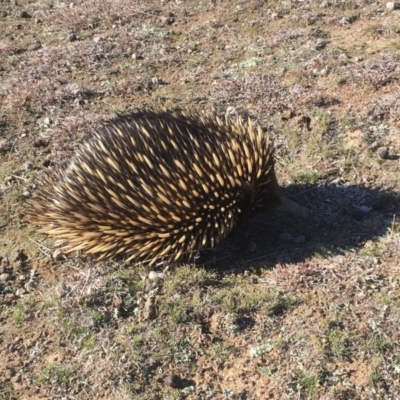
69 33 77 42
131 53 143 60
1 11 8 18
42 117 52 127
161 16 174 25
20 11 30 18
377 147 389 160
226 106 237 116
164 374 182 388
24 162 33 171
93 35 103 43
0 273 10 282
149 271 165 281
386 2 396 11
69 2 75 8
20 191 31 199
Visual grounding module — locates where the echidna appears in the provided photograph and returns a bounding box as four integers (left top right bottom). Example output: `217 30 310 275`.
30 109 310 264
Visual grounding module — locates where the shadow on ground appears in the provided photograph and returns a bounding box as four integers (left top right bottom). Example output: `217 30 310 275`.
197 183 400 271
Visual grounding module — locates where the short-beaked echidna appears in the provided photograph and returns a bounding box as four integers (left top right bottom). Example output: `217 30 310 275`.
30 109 310 264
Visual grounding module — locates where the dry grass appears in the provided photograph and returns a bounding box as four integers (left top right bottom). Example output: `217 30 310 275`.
1 0 400 399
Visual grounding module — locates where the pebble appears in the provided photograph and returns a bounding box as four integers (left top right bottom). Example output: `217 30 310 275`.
20 191 31 199
0 273 10 282
226 106 237 116
69 33 77 42
161 16 174 25
386 2 396 11
377 147 389 160
20 11 30 18
1 11 8 18
93 35 103 43
42 117 52 127
148 271 165 281
24 162 33 171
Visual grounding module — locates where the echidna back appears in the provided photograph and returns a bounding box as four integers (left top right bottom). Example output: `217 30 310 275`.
30 109 283 264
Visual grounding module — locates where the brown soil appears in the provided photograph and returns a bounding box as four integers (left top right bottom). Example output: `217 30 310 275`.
1 1 400 399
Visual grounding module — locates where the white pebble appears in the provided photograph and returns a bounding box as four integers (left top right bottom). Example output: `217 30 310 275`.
386 2 395 11
149 271 165 281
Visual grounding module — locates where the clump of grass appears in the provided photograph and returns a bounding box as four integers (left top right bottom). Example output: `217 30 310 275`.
163 265 211 294
292 170 320 184
159 298 190 324
34 363 77 387
365 336 394 354
390 40 400 54
213 285 293 315
292 369 320 397
326 329 351 359
12 295 35 325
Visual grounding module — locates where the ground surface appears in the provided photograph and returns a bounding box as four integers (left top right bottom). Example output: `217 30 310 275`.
1 1 400 399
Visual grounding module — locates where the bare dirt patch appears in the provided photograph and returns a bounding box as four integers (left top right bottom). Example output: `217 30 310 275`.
1 1 400 399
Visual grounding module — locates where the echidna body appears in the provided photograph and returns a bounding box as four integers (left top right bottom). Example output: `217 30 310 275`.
30 109 309 264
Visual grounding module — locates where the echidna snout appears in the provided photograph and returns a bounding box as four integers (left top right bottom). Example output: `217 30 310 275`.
29 109 310 264
276 197 311 218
